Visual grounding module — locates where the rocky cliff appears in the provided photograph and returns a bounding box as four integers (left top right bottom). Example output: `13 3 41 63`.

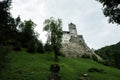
61 35 102 61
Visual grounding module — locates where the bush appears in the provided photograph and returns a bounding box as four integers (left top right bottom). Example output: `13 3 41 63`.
81 54 90 59
27 39 36 53
113 52 120 69
36 41 44 53
44 43 53 52
88 67 105 73
13 42 21 51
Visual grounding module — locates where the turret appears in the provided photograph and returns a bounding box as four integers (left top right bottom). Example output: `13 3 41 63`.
69 23 77 37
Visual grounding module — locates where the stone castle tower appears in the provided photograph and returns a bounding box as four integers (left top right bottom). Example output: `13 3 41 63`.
62 23 84 44
69 23 77 37
61 23 102 61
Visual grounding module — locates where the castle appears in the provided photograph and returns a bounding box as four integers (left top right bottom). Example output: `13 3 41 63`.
61 23 102 61
62 23 84 44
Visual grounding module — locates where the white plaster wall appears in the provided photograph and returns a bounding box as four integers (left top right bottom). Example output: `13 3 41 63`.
62 33 71 43
71 29 77 37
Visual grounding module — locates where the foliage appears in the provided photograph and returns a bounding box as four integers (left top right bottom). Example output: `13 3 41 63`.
0 0 22 46
0 0 42 53
19 20 37 48
88 67 105 73
2 51 120 80
0 0 13 77
36 40 44 53
27 39 36 53
95 41 120 69
96 0 120 24
43 17 63 61
44 41 53 53
13 42 21 51
113 51 120 68
27 37 44 53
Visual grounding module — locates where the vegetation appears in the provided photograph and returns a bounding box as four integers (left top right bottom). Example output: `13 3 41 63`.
0 0 44 52
0 0 13 44
36 40 44 53
44 41 53 53
43 17 63 61
1 51 120 80
0 0 120 80
96 0 120 24
0 0 13 76
19 20 36 48
0 0 44 77
95 41 120 69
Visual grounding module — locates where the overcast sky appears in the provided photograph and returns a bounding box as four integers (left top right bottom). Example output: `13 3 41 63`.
11 0 120 49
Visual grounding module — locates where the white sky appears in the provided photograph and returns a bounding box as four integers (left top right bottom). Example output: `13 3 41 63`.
11 0 120 49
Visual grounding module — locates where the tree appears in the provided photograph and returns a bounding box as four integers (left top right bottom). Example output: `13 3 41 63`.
19 20 36 48
113 52 120 69
0 0 12 78
0 0 12 44
0 0 21 47
95 41 120 69
43 17 63 61
96 0 120 24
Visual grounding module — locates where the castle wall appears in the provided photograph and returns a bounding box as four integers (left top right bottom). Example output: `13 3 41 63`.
62 32 71 43
62 23 78 43
61 23 102 61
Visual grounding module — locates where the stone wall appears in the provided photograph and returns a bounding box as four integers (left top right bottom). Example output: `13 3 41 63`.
61 35 102 61
61 36 93 58
61 23 102 61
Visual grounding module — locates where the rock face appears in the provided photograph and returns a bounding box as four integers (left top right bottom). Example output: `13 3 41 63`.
61 35 94 58
61 23 102 61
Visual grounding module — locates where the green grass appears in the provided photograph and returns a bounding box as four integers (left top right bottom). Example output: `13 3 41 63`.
3 51 120 80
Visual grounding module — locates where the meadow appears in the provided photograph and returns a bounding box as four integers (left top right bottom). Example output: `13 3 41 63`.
2 51 120 80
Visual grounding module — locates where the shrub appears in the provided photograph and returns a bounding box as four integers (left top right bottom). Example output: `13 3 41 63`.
13 42 21 51
27 39 36 53
36 41 44 53
44 43 53 52
88 67 105 73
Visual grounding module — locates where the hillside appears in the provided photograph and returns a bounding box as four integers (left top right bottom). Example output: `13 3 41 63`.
2 51 120 80
95 41 120 68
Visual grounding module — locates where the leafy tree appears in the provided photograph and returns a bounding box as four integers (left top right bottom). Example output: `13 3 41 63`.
0 0 21 47
18 19 44 53
0 0 13 78
96 0 120 24
0 0 12 44
44 27 53 53
19 20 36 48
43 17 63 61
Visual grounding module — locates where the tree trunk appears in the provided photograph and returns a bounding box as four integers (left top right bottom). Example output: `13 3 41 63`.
54 49 58 62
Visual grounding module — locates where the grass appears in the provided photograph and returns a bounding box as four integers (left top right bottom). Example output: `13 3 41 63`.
2 51 120 80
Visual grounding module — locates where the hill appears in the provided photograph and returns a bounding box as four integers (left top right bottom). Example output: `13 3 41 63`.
2 51 120 80
95 41 120 68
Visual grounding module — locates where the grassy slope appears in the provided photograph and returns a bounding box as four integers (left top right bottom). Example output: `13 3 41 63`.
5 51 120 80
